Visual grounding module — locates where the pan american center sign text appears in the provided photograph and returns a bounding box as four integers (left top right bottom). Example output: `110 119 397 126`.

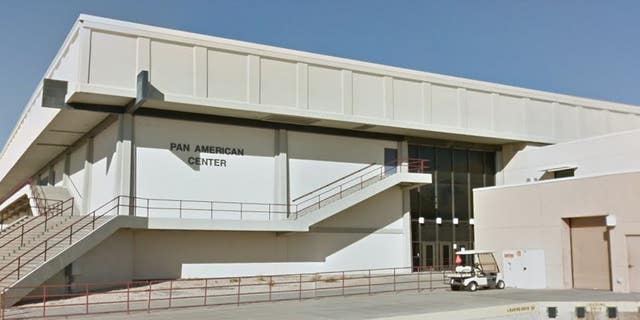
169 143 244 167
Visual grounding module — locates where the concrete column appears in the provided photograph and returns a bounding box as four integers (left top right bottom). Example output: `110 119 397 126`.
274 129 290 219
399 139 413 267
81 137 94 214
398 140 409 172
117 114 135 215
402 185 413 268
62 153 71 189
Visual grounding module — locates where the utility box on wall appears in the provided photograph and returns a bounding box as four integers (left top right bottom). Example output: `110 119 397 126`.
502 249 546 289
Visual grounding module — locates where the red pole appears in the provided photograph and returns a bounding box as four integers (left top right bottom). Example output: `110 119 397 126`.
85 283 89 314
168 280 173 309
298 274 302 301
203 279 208 306
236 278 241 306
368 270 371 295
42 285 46 318
126 282 130 314
269 275 273 302
393 268 396 292
147 281 152 312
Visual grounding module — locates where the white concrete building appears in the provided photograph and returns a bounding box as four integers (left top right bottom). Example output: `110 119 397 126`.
0 15 639 302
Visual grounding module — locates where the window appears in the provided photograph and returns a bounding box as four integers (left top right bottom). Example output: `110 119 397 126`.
554 169 575 179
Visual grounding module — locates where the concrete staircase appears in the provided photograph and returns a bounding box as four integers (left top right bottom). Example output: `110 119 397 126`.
0 196 122 306
31 186 81 216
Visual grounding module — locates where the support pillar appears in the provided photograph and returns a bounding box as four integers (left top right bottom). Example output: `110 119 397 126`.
117 114 135 216
274 129 290 219
81 137 94 214
399 140 413 267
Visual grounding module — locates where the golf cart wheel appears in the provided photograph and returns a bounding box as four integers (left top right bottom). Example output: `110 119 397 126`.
450 285 460 291
466 282 478 292
496 280 505 289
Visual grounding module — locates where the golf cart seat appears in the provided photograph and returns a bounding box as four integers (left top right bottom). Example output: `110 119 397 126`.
455 266 473 273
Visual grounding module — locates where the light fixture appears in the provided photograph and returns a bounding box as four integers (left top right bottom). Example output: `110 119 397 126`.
453 218 459 225
606 215 616 227
469 218 475 225
418 217 425 224
436 217 442 224
453 243 457 249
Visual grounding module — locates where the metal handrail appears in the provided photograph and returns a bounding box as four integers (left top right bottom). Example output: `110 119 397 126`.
292 163 376 202
293 158 430 217
0 198 71 250
1 264 454 319
0 197 118 285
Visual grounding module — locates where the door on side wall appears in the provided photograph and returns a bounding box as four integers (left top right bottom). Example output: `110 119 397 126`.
627 236 640 292
570 216 612 290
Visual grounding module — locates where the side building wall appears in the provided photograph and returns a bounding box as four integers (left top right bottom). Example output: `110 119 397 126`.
474 171 640 293
500 129 640 185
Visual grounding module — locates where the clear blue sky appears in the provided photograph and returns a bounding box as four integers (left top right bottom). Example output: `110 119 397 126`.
1 1 638 148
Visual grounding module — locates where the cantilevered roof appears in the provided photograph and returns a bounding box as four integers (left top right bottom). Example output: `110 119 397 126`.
1 14 640 200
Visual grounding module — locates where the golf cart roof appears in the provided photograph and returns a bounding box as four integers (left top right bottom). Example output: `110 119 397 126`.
455 249 495 255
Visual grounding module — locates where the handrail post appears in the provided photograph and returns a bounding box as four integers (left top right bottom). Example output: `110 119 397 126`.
210 201 214 220
240 203 243 220
44 240 48 261
203 278 208 306
368 270 371 295
179 200 183 219
147 198 150 217
268 203 271 221
298 274 302 301
147 280 151 312
70 224 73 245
168 279 173 308
117 196 120 216
342 271 345 296
42 285 46 318
85 283 89 314
269 275 273 301
393 268 396 292
126 282 130 314
92 211 96 229
237 277 241 306
417 267 421 292
17 256 20 279
20 225 24 245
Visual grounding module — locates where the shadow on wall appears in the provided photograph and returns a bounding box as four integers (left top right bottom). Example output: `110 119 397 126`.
129 189 402 279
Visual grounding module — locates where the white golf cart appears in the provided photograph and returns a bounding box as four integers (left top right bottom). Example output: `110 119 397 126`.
447 249 505 292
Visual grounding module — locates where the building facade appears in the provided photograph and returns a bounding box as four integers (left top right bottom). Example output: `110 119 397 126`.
0 15 639 301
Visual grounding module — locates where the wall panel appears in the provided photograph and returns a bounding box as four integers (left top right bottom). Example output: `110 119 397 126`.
207 50 248 102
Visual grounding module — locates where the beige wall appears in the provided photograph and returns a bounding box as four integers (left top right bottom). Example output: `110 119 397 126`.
474 171 640 292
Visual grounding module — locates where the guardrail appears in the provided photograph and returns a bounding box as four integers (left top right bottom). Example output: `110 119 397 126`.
0 198 114 286
0 199 71 250
1 265 453 319
293 159 429 218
